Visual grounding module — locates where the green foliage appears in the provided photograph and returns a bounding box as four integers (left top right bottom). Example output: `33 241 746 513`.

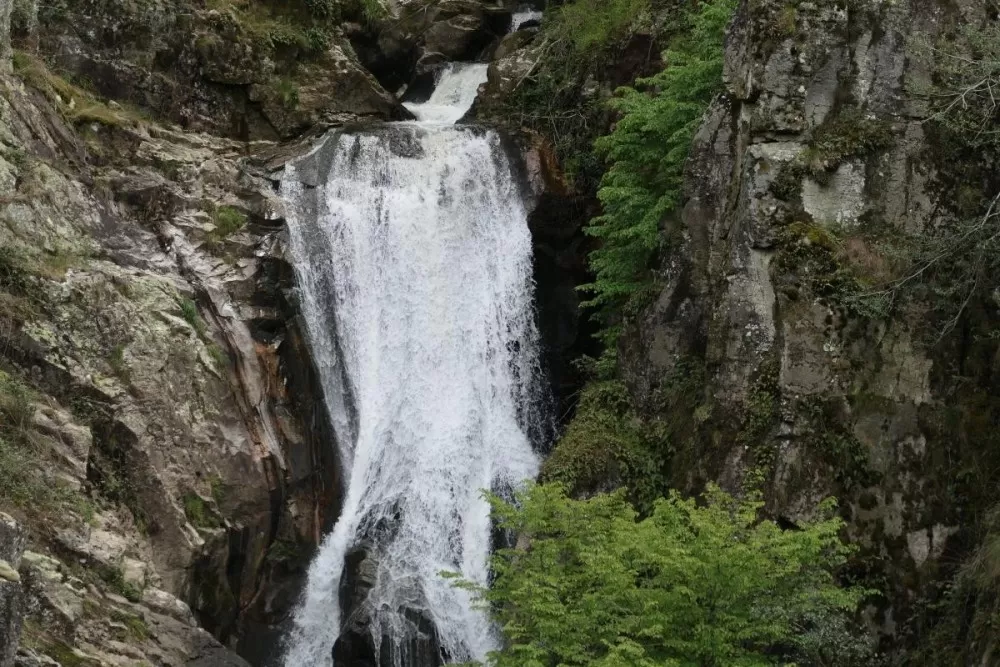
178 295 228 368
354 0 386 23
110 609 150 641
100 565 143 602
208 205 247 246
464 483 873 667
108 342 130 381
737 360 780 475
773 221 892 320
0 370 96 519
582 0 735 338
26 633 101 667
183 492 220 529
209 474 226 506
266 538 307 567
178 297 208 338
0 436 49 508
275 76 300 109
0 369 35 435
550 0 648 53
541 381 666 511
0 246 34 296
798 396 876 490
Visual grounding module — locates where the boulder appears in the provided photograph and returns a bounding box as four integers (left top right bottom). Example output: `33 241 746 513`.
423 13 486 59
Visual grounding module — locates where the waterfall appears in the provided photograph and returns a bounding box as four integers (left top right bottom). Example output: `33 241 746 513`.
402 64 488 124
280 65 545 667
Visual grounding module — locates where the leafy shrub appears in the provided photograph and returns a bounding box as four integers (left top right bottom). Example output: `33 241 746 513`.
582 0 736 340
206 205 247 252
460 483 874 667
541 381 665 510
211 205 247 238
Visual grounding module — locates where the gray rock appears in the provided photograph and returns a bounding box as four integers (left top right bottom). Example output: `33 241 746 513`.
0 514 25 667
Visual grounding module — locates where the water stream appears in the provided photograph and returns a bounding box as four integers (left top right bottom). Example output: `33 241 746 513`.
280 62 545 667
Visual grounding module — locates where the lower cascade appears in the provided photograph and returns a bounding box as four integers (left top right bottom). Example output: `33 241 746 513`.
279 66 547 667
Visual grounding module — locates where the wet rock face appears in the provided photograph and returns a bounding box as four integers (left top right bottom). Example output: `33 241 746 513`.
333 546 447 667
511 132 597 416
0 514 25 667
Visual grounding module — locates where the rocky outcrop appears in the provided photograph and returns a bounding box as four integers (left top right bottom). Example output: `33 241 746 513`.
249 44 414 138
15 548 253 667
29 0 408 138
512 132 596 412
0 8 346 663
0 514 25 667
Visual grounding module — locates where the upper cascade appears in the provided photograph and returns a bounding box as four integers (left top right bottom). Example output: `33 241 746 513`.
402 63 489 124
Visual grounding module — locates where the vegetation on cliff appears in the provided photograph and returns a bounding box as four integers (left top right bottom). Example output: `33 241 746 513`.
461 483 872 667
582 0 735 340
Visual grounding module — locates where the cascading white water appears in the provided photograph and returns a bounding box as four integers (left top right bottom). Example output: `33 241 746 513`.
402 63 488 124
280 64 545 667
510 7 543 31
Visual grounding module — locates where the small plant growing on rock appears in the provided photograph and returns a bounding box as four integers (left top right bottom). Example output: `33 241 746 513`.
800 108 894 179
206 205 247 250
275 77 300 109
110 609 150 642
183 491 220 530
178 297 208 338
108 342 130 381
100 565 143 603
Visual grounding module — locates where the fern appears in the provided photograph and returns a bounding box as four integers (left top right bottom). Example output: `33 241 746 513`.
582 0 735 340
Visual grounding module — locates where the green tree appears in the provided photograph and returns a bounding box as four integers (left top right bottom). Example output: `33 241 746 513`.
582 0 735 341
464 483 872 667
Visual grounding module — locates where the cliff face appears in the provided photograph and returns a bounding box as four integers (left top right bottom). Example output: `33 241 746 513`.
0 0 364 662
619 0 1000 660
